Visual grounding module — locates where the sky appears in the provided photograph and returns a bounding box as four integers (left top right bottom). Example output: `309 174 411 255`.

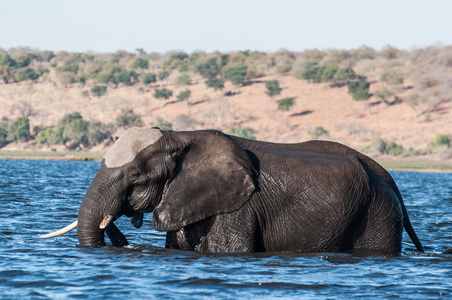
2 0 452 54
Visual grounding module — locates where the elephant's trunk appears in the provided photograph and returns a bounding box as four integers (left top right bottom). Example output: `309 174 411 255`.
77 190 108 247
77 165 127 247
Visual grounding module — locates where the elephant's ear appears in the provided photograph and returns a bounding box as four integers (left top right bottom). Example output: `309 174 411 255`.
153 131 257 231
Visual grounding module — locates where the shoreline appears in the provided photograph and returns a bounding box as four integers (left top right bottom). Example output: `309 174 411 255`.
1 149 451 173
0 149 105 162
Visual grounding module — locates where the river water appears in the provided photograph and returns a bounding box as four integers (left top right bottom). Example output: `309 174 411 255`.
0 159 451 299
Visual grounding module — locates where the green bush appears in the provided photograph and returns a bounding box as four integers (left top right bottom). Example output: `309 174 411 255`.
91 85 107 98
205 78 224 91
428 134 451 150
142 73 157 85
36 113 114 148
351 89 371 100
265 80 282 99
97 64 138 86
385 142 404 155
57 64 79 73
302 66 325 83
195 57 222 79
59 112 90 149
6 117 31 142
222 63 248 85
36 127 64 145
347 79 370 100
278 97 295 111
0 54 17 67
320 65 339 82
177 89 191 102
333 67 356 85
14 67 39 82
132 57 149 69
164 52 189 70
37 66 50 76
0 65 16 83
158 70 170 81
0 121 9 147
116 109 143 129
15 55 32 68
226 127 256 140
69 74 87 85
38 50 55 62
154 88 173 100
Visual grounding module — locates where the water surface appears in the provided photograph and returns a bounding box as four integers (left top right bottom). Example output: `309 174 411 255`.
0 159 451 299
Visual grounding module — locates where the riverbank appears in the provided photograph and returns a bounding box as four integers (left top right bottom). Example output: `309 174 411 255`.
0 149 105 161
1 149 451 173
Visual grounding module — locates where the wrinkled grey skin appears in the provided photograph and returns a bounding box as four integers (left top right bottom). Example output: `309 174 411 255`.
77 128 424 254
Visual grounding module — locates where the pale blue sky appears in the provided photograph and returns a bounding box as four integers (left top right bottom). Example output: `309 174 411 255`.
2 0 452 53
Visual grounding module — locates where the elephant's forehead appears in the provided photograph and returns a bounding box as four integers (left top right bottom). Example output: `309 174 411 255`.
104 128 162 168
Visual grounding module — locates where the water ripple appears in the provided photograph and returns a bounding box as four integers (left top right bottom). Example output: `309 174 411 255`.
0 160 451 299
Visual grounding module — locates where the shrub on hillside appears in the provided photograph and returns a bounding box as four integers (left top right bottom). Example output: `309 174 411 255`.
91 85 107 98
265 80 282 100
320 65 339 82
132 57 149 69
332 67 357 85
14 67 39 82
0 54 17 67
97 64 139 86
36 127 64 145
164 52 189 70
154 88 173 100
347 78 370 100
0 121 9 147
158 70 170 81
142 73 157 85
302 66 325 83
277 97 295 111
385 142 404 156
222 63 248 85
428 134 451 151
57 64 79 74
6 117 31 142
0 66 16 83
205 78 224 91
116 109 143 129
177 89 191 102
195 56 223 79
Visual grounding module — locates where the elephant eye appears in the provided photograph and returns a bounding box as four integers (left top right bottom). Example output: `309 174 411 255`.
129 171 141 181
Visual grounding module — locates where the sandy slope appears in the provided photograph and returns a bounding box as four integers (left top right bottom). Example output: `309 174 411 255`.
1 73 451 159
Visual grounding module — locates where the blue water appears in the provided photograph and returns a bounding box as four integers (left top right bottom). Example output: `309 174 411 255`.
0 159 451 299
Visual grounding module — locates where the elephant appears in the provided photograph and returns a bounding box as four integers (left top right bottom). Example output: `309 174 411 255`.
42 127 425 254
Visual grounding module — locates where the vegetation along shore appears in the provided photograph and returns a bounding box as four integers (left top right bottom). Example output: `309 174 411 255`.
1 45 451 170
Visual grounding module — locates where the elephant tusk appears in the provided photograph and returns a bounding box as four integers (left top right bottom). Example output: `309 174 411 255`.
99 215 114 229
40 220 78 238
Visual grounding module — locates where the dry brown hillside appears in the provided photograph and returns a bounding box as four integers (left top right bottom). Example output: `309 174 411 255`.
0 47 451 160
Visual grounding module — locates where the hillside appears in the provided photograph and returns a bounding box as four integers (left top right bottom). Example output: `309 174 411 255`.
0 46 451 161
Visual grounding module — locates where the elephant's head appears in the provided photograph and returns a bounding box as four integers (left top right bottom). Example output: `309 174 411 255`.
42 128 257 247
